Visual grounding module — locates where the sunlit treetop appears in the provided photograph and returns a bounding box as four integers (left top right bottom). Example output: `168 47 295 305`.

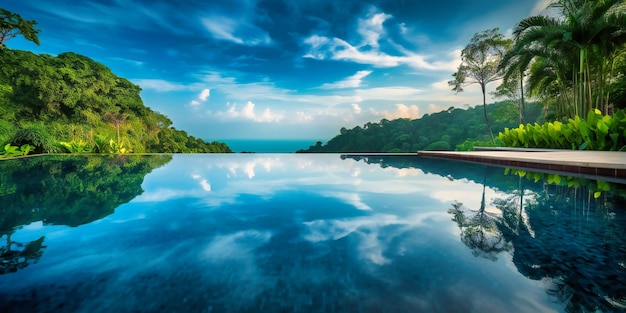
0 8 40 49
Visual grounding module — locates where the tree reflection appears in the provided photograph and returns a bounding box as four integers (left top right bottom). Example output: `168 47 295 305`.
448 169 512 261
348 155 626 312
0 155 171 274
493 172 626 313
0 235 45 274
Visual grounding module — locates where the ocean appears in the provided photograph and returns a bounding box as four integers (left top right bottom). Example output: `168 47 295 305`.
217 139 320 153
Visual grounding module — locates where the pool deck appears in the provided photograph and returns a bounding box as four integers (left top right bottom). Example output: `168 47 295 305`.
417 148 626 184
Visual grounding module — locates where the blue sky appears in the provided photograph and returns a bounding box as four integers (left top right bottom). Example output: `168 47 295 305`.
4 0 551 140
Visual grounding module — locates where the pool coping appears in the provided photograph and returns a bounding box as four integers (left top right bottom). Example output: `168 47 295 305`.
417 149 626 184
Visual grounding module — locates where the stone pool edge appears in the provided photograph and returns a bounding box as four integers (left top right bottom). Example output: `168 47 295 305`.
417 149 626 184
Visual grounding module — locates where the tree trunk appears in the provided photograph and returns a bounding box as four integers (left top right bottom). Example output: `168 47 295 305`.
482 84 495 144
519 70 526 125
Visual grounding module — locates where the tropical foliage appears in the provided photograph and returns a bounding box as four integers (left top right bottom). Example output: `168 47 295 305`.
500 108 626 150
500 0 626 120
299 101 544 153
0 49 231 154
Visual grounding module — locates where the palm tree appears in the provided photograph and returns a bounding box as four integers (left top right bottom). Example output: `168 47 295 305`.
502 0 626 118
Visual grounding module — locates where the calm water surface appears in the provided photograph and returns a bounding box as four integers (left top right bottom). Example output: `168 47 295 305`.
0 154 624 312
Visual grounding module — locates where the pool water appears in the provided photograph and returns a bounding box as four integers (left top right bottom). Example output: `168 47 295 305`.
0 154 624 312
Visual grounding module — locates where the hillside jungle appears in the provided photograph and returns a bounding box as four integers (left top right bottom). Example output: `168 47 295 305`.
0 49 231 155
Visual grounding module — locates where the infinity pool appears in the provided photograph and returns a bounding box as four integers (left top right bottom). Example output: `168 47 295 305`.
1 154 624 312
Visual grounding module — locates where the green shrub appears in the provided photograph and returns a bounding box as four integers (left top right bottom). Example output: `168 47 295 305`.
0 120 16 145
425 141 451 151
499 109 626 151
9 125 60 153
455 139 497 151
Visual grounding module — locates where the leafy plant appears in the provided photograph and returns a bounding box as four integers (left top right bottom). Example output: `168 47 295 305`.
108 139 130 154
0 143 33 158
59 140 92 154
92 135 108 153
499 109 626 151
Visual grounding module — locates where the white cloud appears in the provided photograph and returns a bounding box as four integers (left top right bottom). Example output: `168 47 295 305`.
214 101 284 123
357 11 392 48
371 103 421 119
189 88 211 107
133 79 188 92
352 103 362 114
200 179 212 192
428 103 444 113
430 80 450 90
201 17 271 46
110 57 144 66
295 111 314 123
302 8 461 72
531 0 553 15
199 88 211 101
321 70 373 89
304 35 461 71
355 87 422 101
325 192 372 211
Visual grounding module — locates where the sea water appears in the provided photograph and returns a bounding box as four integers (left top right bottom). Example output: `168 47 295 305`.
219 139 320 153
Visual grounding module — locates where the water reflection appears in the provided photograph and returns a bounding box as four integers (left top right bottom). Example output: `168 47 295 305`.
0 155 171 274
0 154 624 312
448 169 512 261
355 156 626 312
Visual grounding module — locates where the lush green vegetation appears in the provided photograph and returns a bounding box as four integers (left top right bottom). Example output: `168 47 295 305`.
493 0 626 151
500 108 626 150
0 49 231 154
300 101 544 153
501 0 626 119
1 8 229 155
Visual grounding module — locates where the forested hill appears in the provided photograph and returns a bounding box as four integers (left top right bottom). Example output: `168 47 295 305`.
299 101 544 153
0 49 231 153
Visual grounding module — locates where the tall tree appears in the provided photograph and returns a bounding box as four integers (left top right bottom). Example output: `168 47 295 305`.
506 0 626 117
0 8 40 49
449 28 510 144
105 112 128 145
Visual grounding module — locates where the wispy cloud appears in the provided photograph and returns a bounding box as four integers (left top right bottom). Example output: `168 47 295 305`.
133 79 189 92
302 9 460 72
531 0 553 15
356 10 391 49
201 16 272 46
110 57 144 67
320 70 372 89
